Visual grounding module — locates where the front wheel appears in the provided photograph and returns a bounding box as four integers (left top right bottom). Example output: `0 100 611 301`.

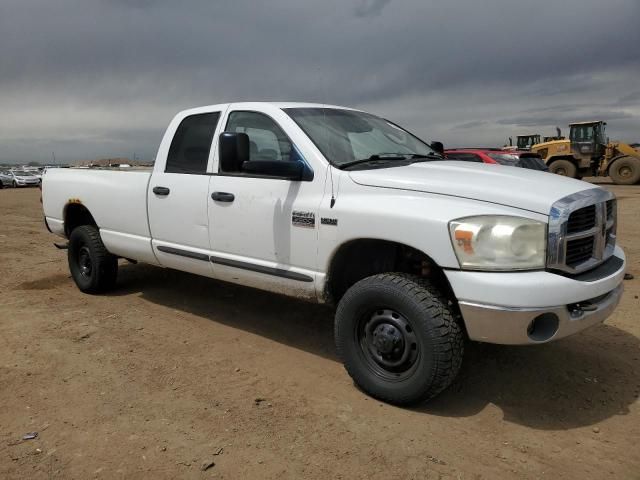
549 159 577 178
609 156 640 185
12 180 17 188
335 273 464 405
68 225 118 293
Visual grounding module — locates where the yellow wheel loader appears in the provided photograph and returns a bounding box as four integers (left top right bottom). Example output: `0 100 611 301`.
531 121 640 185
506 128 563 151
506 134 542 151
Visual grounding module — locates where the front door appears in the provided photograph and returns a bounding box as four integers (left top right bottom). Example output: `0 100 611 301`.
147 111 222 276
208 109 321 299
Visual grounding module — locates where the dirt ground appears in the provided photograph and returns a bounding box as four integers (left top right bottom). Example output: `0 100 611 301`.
0 185 639 479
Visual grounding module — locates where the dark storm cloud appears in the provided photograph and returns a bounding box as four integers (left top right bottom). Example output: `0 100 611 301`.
0 0 639 163
354 0 392 18
455 120 488 130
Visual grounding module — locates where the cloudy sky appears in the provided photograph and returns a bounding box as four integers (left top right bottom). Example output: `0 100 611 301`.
1 0 639 164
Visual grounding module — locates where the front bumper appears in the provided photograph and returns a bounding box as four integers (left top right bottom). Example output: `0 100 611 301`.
446 247 626 345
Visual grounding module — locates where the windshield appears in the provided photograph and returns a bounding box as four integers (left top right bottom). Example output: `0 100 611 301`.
517 136 539 149
487 153 520 165
284 108 436 167
14 171 34 176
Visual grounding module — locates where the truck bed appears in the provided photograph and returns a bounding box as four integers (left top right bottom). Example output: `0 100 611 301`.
42 167 156 263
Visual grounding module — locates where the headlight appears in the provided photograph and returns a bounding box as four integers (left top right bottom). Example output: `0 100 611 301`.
449 215 546 271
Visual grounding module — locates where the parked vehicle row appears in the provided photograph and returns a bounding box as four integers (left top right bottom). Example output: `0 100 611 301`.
0 169 42 188
444 148 549 171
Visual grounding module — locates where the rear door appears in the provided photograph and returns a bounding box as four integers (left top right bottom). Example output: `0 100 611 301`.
147 109 225 276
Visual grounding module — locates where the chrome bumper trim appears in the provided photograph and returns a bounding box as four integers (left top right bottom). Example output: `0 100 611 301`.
459 283 623 345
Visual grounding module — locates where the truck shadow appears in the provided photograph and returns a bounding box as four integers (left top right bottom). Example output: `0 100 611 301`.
111 263 639 430
111 263 337 360
421 332 640 429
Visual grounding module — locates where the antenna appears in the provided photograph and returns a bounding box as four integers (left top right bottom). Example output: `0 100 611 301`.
318 67 336 208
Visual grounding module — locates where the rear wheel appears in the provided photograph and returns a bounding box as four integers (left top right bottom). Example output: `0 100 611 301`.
335 273 464 405
609 156 640 185
68 225 118 293
549 159 577 178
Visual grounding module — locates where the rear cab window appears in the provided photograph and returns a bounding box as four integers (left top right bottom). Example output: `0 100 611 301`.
166 112 221 174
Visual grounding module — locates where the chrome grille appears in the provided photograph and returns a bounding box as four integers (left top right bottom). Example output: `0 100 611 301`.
547 189 616 274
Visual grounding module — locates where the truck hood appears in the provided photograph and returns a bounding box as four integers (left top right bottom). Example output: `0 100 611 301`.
348 161 593 214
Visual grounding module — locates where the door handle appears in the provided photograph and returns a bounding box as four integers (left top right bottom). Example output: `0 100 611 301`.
211 192 235 202
153 186 170 196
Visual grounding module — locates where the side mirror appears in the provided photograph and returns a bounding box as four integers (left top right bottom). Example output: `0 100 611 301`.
242 160 303 180
430 141 444 155
219 132 249 172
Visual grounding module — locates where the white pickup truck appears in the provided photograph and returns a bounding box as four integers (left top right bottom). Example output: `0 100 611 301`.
42 102 625 405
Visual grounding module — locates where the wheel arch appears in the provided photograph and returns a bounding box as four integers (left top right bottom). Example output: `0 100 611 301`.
324 238 457 306
63 202 98 238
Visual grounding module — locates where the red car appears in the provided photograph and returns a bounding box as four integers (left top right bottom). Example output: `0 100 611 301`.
445 148 548 171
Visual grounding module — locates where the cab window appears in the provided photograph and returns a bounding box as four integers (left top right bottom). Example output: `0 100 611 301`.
570 125 594 142
166 112 220 174
225 111 295 162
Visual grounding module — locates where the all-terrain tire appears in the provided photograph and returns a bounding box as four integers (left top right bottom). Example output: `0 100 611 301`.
335 273 464 405
549 159 577 178
68 225 118 293
609 156 640 185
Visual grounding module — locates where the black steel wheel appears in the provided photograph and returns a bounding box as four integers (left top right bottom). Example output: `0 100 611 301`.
335 273 464 405
68 225 118 293
357 308 420 382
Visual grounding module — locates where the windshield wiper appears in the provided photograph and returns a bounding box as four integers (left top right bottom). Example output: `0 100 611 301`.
410 153 446 163
339 153 443 170
339 154 411 170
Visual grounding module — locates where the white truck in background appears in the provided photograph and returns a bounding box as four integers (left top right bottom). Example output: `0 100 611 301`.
42 102 625 405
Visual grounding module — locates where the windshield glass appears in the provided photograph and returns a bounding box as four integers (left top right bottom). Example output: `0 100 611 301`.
487 153 520 165
517 136 539 149
14 171 34 176
284 108 436 167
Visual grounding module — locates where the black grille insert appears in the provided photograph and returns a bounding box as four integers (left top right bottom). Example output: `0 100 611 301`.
567 205 596 234
566 237 594 267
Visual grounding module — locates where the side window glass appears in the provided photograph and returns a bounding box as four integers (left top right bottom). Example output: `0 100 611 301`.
225 111 294 162
166 112 220 174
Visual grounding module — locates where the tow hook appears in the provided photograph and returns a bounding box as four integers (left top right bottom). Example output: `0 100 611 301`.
568 301 598 318
54 242 69 250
